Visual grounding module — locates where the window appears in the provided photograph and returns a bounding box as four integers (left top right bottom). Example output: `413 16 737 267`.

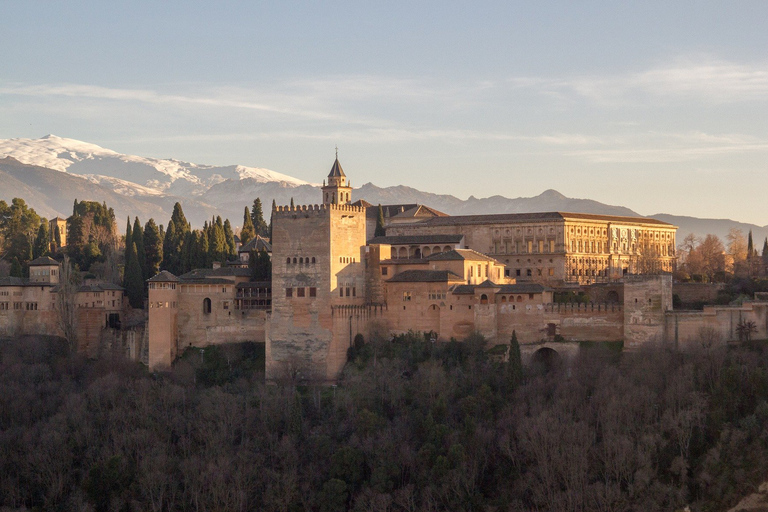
203 298 212 314
345 287 350 297
526 269 532 277
549 268 554 276
297 287 305 297
223 301 229 310
309 287 317 297
480 294 488 304
381 267 388 276
286 288 293 298
403 292 412 302
352 287 356 297
311 257 316 264
340 287 344 297
527 241 533 253
516 269 521 276
538 240 544 253
286 258 291 264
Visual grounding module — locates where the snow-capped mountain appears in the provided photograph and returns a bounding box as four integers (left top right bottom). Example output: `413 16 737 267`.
0 135 311 197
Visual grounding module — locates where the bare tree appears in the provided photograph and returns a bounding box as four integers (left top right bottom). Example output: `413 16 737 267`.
56 256 81 352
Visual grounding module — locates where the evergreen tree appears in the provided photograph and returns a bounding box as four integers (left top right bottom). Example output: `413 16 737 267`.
748 230 755 259
509 330 523 389
251 198 269 237
162 203 190 274
240 206 255 244
53 222 62 253
223 219 236 259
763 238 768 265
269 199 276 241
180 231 196 273
124 242 144 309
132 217 146 280
375 204 386 237
10 257 22 278
32 222 50 259
143 219 163 278
123 234 134 289
290 197 294 208
208 218 227 265
250 249 272 281
198 230 210 268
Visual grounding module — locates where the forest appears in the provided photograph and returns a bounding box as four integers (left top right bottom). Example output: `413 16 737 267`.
1 333 768 512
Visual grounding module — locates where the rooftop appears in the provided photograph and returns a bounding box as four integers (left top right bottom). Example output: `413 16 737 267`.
28 256 59 266
428 249 501 263
400 211 676 228
239 235 272 253
368 234 464 246
387 270 464 283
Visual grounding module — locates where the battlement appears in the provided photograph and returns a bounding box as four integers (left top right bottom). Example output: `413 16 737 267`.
273 203 366 215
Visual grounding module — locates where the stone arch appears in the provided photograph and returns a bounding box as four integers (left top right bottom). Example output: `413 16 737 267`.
398 247 407 259
412 248 421 259
530 347 560 371
203 298 212 314
606 290 619 303
422 247 431 257
433 246 441 254
443 246 451 252
311 257 316 264
480 294 489 304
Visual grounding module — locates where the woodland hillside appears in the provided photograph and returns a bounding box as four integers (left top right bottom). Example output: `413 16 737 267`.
1 334 768 511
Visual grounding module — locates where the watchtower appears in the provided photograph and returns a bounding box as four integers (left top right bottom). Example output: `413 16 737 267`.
321 150 353 206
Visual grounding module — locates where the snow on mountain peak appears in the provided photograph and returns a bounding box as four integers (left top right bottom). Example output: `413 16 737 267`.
0 135 313 194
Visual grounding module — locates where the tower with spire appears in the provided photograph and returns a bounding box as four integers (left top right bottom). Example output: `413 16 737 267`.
322 147 352 205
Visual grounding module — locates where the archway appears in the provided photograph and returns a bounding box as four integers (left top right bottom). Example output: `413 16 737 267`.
203 298 212 314
530 347 560 373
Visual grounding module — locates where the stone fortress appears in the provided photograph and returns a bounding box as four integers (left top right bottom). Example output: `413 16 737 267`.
3 156 766 378
145 156 768 380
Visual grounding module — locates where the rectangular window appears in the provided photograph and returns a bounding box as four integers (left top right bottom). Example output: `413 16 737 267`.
516 269 521 276
297 287 305 297
403 292 411 302
352 287 356 297
345 287 350 297
309 287 317 297
527 240 533 253
340 287 344 297
549 268 554 276
538 240 544 253
381 267 388 276
550 240 555 252
286 288 293 298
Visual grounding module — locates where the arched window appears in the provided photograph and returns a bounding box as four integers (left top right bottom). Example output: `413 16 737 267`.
299 257 304 264
203 298 211 314
480 294 488 304
293 257 297 264
501 296 507 302
311 257 316 264
286 257 291 264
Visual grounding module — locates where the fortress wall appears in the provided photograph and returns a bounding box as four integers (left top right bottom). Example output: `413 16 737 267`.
495 303 624 344
665 303 768 349
673 282 724 304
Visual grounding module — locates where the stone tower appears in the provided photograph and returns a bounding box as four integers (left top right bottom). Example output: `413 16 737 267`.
147 271 180 369
321 151 353 206
623 274 673 348
266 158 367 382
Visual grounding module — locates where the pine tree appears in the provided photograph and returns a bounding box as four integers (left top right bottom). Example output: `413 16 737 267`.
251 198 269 237
223 219 236 259
375 204 386 237
132 217 146 280
124 242 144 309
33 222 50 259
143 219 163 278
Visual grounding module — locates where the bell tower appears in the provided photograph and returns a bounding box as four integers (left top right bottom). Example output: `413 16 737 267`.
321 148 353 205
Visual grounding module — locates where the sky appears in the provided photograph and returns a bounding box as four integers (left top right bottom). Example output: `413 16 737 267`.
1 1 767 224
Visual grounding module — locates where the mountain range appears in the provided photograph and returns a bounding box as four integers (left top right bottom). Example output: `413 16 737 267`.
0 135 765 245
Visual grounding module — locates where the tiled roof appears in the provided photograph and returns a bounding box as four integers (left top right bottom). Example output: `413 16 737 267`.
0 276 31 286
328 157 345 178
368 234 464 246
28 256 59 266
147 271 180 282
498 283 548 294
179 278 236 285
428 249 500 263
390 205 448 219
399 211 675 227
387 270 464 283
451 285 476 295
476 279 500 288
179 267 252 279
78 283 124 292
239 235 272 253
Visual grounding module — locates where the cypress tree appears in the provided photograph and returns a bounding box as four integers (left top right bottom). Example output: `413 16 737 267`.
240 206 255 243
198 230 210 268
132 217 146 280
208 218 227 265
125 218 132 259
223 219 236 259
124 242 144 309
748 230 755 259
10 257 22 278
375 204 386 237
33 222 50 259
269 199 276 241
509 330 523 389
762 238 768 266
251 198 269 237
123 234 134 289
53 222 62 252
162 221 177 273
162 203 190 274
250 249 272 281
143 219 163 278
290 197 294 208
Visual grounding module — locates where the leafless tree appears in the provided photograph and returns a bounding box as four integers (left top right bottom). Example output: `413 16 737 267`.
56 255 81 352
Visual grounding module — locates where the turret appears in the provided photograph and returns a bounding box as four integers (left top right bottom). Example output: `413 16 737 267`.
321 148 353 205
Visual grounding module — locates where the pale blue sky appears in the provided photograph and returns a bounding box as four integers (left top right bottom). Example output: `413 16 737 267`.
1 1 767 224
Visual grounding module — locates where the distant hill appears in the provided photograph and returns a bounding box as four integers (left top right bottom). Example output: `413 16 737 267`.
0 135 764 244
